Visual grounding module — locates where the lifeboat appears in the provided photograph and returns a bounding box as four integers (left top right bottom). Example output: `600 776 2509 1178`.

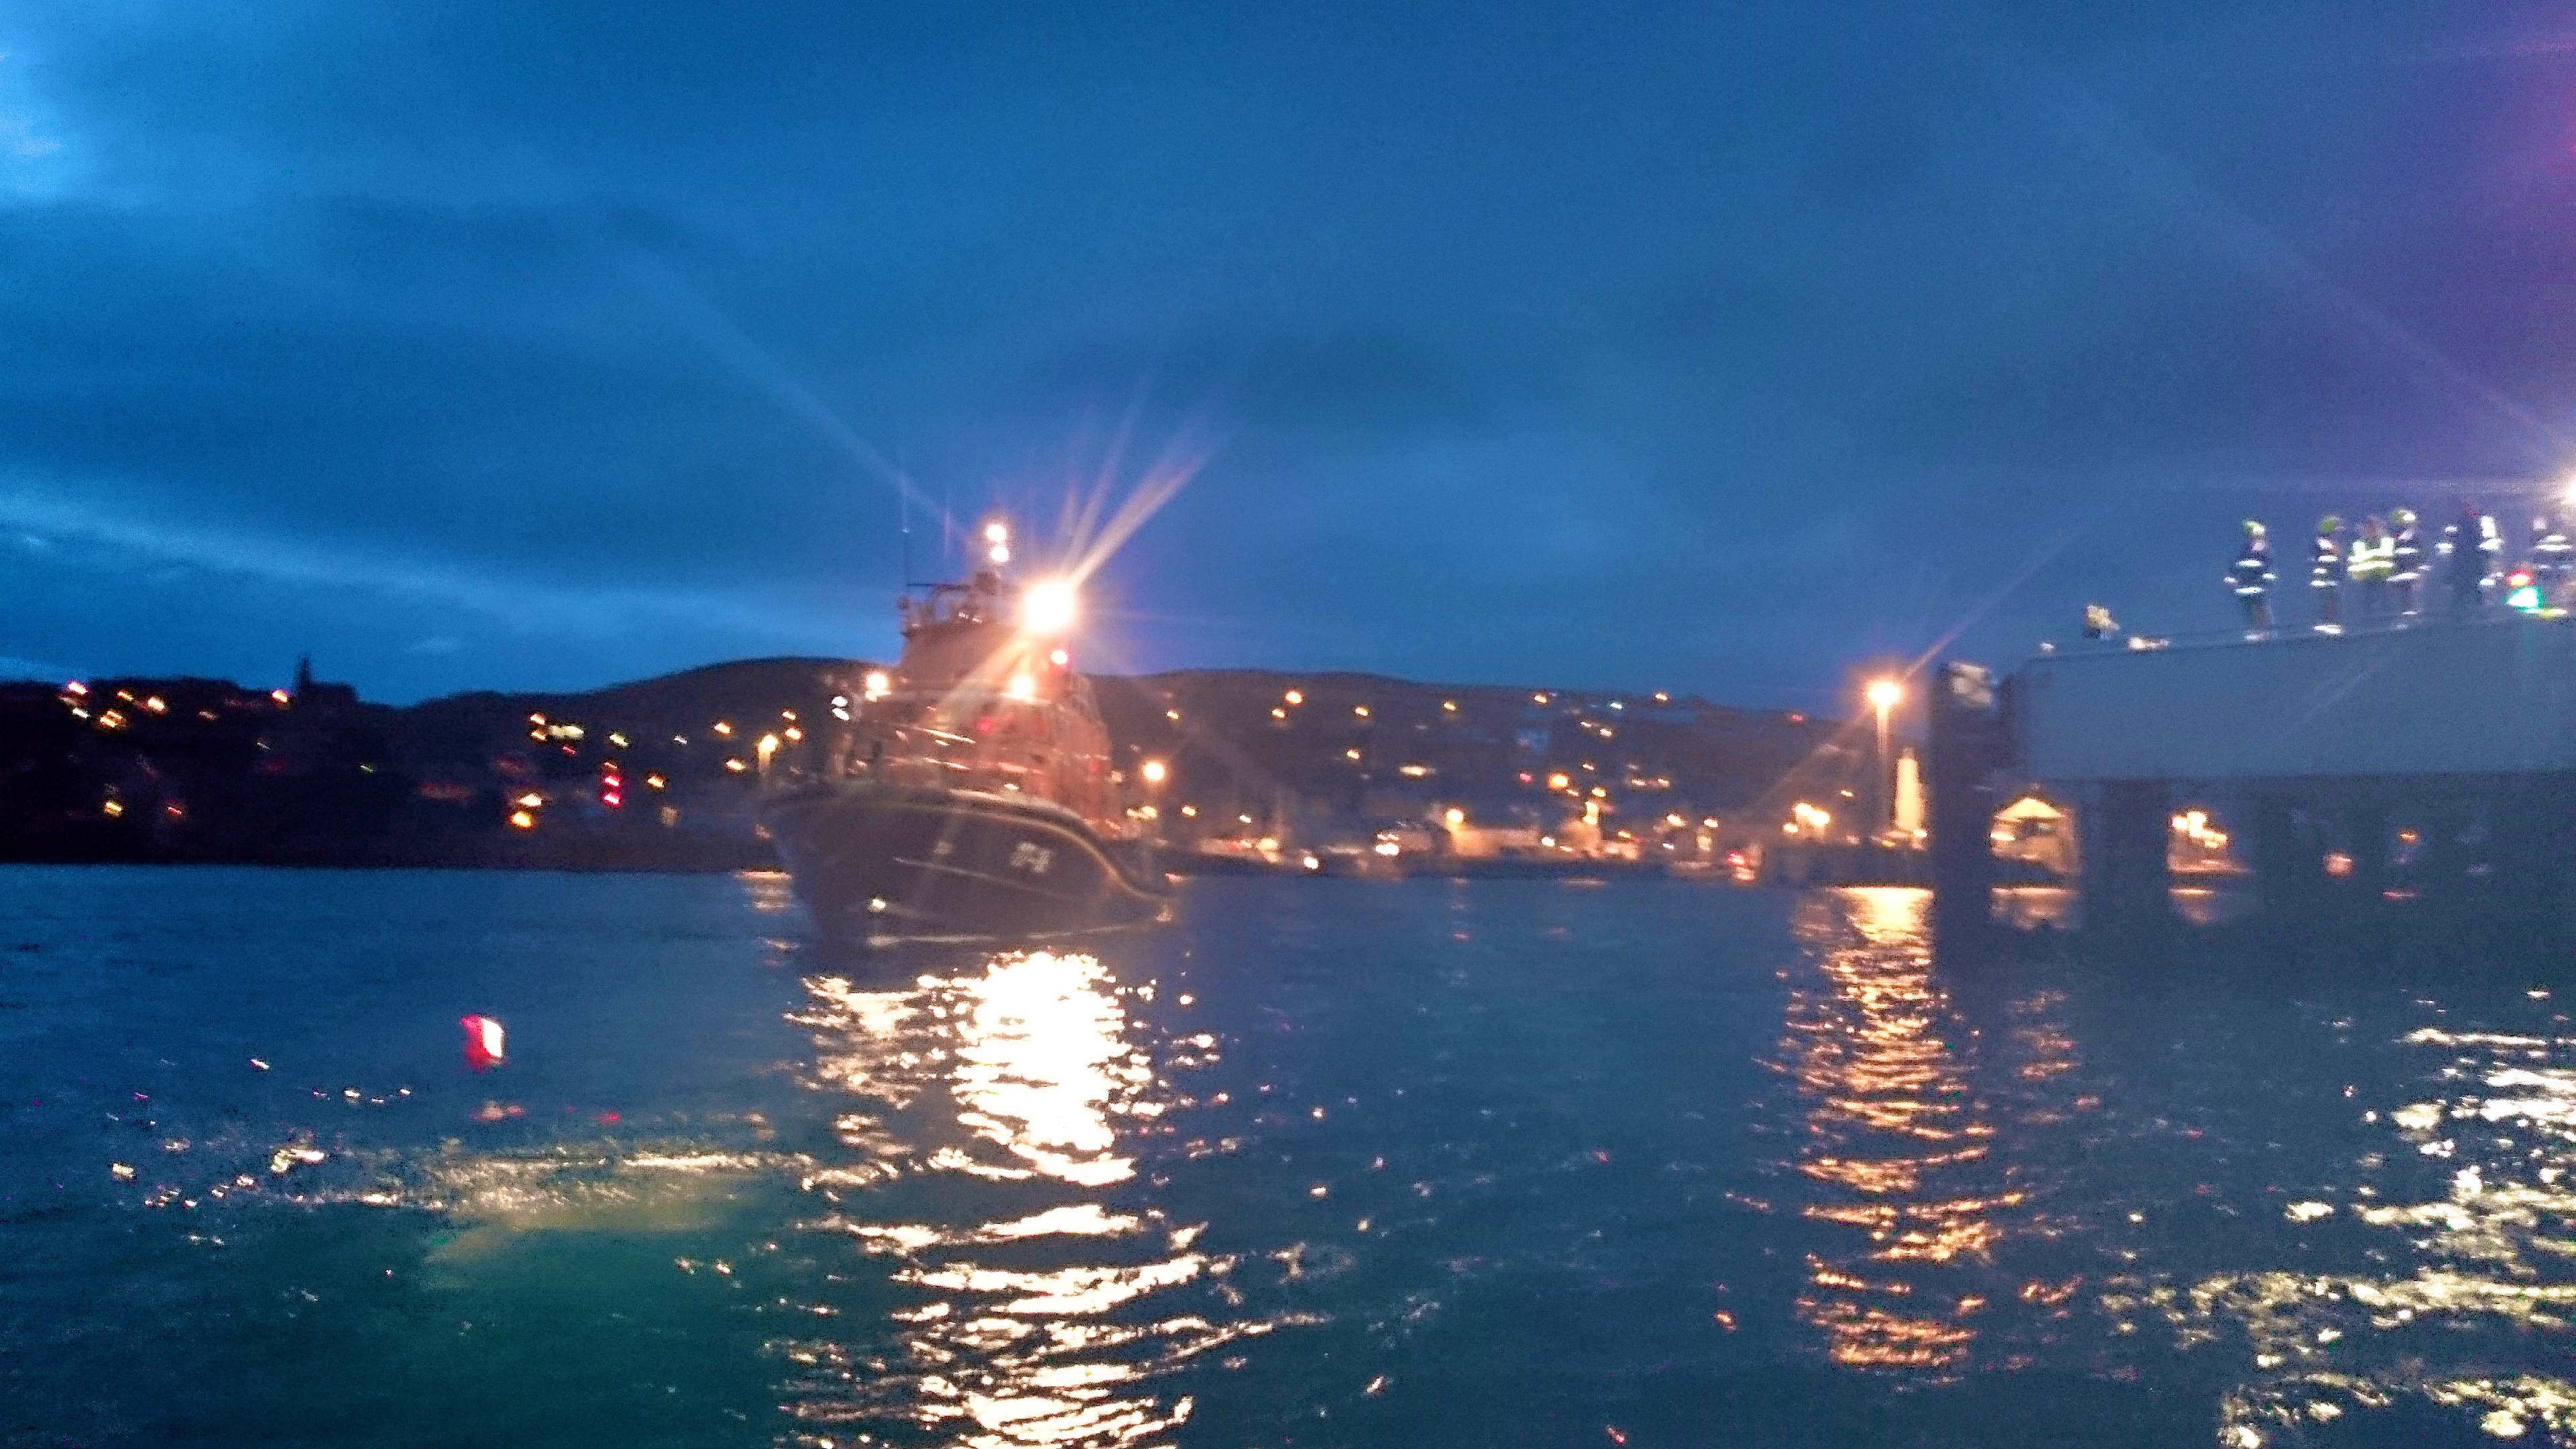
763 520 1171 943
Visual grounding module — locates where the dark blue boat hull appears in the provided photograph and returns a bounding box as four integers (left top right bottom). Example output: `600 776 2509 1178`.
764 782 1171 943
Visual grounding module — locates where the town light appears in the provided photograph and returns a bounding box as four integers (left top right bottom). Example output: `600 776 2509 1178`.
1140 759 1167 785
1866 678 1903 712
1021 578 1079 635
863 669 892 700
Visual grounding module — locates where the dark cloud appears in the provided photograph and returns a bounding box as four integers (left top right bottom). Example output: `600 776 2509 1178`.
0 0 2572 703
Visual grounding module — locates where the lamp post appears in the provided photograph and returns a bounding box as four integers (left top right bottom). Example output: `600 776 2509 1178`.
1865 677 1902 843
1138 757 1168 874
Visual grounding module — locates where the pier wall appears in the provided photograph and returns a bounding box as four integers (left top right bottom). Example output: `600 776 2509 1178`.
1931 618 2576 950
2014 619 2576 784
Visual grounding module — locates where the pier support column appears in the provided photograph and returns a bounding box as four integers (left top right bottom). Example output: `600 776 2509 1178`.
2078 780 2173 942
1927 663 2005 957
2489 773 2576 921
2346 794 2394 901
2243 789 2323 920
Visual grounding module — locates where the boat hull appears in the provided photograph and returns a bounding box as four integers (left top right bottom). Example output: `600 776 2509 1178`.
764 782 1171 942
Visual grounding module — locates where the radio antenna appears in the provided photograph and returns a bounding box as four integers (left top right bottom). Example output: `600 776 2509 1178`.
899 464 914 589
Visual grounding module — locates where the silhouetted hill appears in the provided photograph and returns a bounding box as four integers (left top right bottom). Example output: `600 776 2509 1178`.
0 657 1849 867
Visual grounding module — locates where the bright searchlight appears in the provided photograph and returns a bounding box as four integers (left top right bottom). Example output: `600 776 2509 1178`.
1022 578 1079 635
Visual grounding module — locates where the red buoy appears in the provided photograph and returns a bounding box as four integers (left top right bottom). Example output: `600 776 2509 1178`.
460 1014 506 1071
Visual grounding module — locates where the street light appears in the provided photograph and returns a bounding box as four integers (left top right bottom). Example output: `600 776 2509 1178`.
1865 677 1903 841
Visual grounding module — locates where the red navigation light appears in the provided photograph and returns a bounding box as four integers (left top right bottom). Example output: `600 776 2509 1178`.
976 716 994 734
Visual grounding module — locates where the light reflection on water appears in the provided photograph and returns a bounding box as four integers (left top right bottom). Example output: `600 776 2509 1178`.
2148 1016 2576 1446
1782 888 2016 1374
1990 884 2251 931
780 949 1266 1448
1786 888 2576 1442
33 868 2576 1446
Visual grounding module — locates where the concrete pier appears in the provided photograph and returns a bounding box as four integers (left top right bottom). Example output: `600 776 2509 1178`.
1930 616 2576 945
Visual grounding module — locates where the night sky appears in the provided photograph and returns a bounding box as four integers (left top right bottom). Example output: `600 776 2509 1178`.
3 2 2573 707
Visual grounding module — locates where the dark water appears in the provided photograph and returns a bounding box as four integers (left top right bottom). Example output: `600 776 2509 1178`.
4 869 2574 1448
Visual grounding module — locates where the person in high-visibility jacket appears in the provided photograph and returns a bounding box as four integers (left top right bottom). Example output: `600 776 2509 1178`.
2389 508 2425 617
2310 515 2345 630
2229 520 2275 632
2348 515 2395 619
2443 502 2492 614
2534 514 2573 599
